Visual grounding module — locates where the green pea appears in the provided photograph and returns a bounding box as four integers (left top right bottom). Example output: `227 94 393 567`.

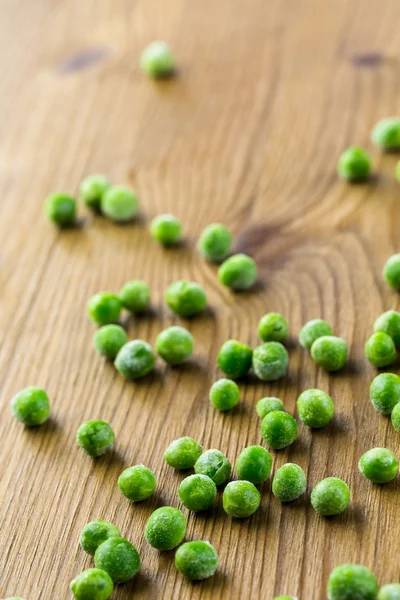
337 147 371 181
101 185 138 222
194 449 231 486
94 324 127 360
156 326 193 365
223 480 260 518
178 474 217 511
175 541 218 580
80 521 121 556
365 332 396 368
383 254 400 290
217 339 253 379
358 448 399 484
370 373 400 415
372 117 400 150
256 397 285 419
44 193 76 227
258 312 289 343
118 465 156 501
311 336 348 371
114 340 155 379
327 564 378 600
374 310 400 347
297 388 334 428
76 420 115 457
253 342 289 381
235 445 272 484
140 41 175 78
379 584 400 600
119 280 150 313
87 292 121 326
391 402 400 432
165 280 207 317
150 214 182 245
164 436 203 470
261 411 298 450
272 463 306 502
145 507 186 550
209 378 240 411
70 569 113 600
80 175 110 210
197 223 232 262
94 538 140 583
299 319 333 350
11 387 50 427
311 477 350 516
218 253 257 290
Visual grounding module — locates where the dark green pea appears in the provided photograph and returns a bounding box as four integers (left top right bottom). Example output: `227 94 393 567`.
235 445 272 484
365 332 396 368
370 373 400 415
261 411 298 450
337 147 371 181
44 193 76 227
94 538 140 583
178 474 217 511
217 339 253 379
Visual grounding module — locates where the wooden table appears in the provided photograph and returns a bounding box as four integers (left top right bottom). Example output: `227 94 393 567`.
1 1 400 598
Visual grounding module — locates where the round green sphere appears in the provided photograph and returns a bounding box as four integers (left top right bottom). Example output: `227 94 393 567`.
370 373 400 415
197 223 232 262
223 480 260 518
11 386 50 427
194 449 231 486
379 584 400 600
70 568 113 600
311 336 348 371
119 280 150 313
80 174 110 210
365 332 396 368
94 324 128 360
140 41 175 78
156 326 193 365
44 192 76 227
391 402 400 432
118 465 156 501
252 342 289 381
218 253 257 290
256 397 285 419
311 477 350 516
261 411 298 450
299 319 333 350
94 537 140 583
175 540 218 580
178 474 217 511
297 388 335 428
164 436 203 470
358 448 399 484
374 310 400 347
372 117 400 150
87 292 121 326
209 378 240 411
145 506 186 550
114 340 155 379
235 445 272 484
150 214 182 245
383 254 400 290
272 463 306 502
217 339 253 379
258 312 289 343
101 185 138 222
165 280 207 317
80 520 121 556
76 420 115 457
327 564 378 600
337 147 371 181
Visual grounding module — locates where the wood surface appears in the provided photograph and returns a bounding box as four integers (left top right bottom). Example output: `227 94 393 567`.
1 0 400 598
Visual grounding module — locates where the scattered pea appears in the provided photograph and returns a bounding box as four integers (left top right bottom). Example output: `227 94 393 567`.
235 445 272 484
80 175 110 211
197 223 232 262
119 280 150 313
297 389 335 428
327 564 378 600
164 437 203 470
209 378 239 411
372 117 400 150
76 420 115 457
374 310 400 347
156 326 193 365
165 280 207 317
311 336 348 371
252 342 289 381
80 521 121 556
11 387 50 427
145 506 186 550
194 449 231 486
178 474 217 511
299 319 333 350
175 541 218 581
218 253 257 290
223 480 260 518
70 568 113 600
379 584 400 600
94 537 140 583
150 214 182 245
140 41 175 78
258 312 289 343
118 465 156 501
370 373 400 415
365 332 396 368
256 397 285 419
383 254 400 290
94 324 128 360
311 477 350 516
391 402 400 432
261 411 298 450
44 193 76 227
217 339 253 379
114 340 155 379
272 463 306 503
337 147 371 181
87 292 121 326
101 185 138 222
358 448 399 484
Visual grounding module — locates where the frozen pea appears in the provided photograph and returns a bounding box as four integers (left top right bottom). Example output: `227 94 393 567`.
235 445 272 484
218 253 257 290
70 568 113 600
76 420 115 457
217 339 253 379
101 185 138 222
118 465 156 501
311 336 348 371
256 397 285 419
87 292 121 326
337 147 371 181
145 507 186 550
140 41 175 78
165 280 207 317
299 319 333 350
94 324 127 360
198 223 232 262
383 254 400 290
94 538 140 583
252 342 289 381
222 480 260 518
80 521 121 556
11 387 50 427
80 175 110 210
261 411 298 450
311 477 350 516
374 310 400 347
194 449 231 486
379 584 400 600
156 326 193 365
178 474 217 511
150 214 182 245
164 437 202 470
44 192 76 227
391 402 400 432
272 463 306 502
119 280 150 313
328 564 378 600
258 312 289 343
175 540 218 580
209 379 240 411
296 389 334 428
114 340 155 379
365 332 396 368
358 448 399 484
372 117 400 150
370 373 400 415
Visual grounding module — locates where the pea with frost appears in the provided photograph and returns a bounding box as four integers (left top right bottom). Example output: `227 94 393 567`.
114 340 155 379
178 474 217 511
337 147 371 181
175 541 218 580
164 436 202 470
145 506 186 550
165 280 207 317
150 214 182 245
365 332 396 368
253 341 289 381
256 397 285 419
80 520 121 556
87 292 121 326
272 464 306 502
327 564 378 600
235 445 272 484
218 253 257 290
311 477 350 516
383 254 400 290
70 568 113 600
140 41 175 78
311 336 348 371
11 387 50 426
217 339 253 379
374 310 400 347
80 174 110 210
372 117 400 150
44 193 77 227
379 584 400 600
197 223 232 262
209 378 240 411
194 449 231 486
76 420 115 457
118 465 156 501
94 324 127 360
370 373 400 415
299 319 333 350
119 280 150 313
359 448 399 484
156 326 193 365
297 389 334 428
258 312 289 343
101 185 138 222
223 480 260 518
94 537 140 583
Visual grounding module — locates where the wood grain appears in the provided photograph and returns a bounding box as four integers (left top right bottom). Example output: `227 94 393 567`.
1 0 400 598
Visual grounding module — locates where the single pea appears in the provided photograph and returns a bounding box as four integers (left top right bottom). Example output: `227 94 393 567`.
80 175 110 211
94 537 140 583
164 437 203 470
311 336 348 371
256 397 285 419
94 324 127 360
114 340 155 379
261 411 298 450
272 463 306 502
145 506 186 550
299 319 333 350
175 541 218 580
197 223 232 262
258 312 289 343
218 253 257 290
297 388 335 428
327 564 378 600
311 477 350 516
223 480 260 518
396 161 400 183
209 379 240 411
391 402 400 432
365 332 396 368
70 568 113 600
178 474 217 511
119 280 150 313
372 117 400 150
11 387 50 427
235 445 272 484
165 280 207 317
156 326 193 365
44 192 76 227
337 147 371 182
370 373 400 415
217 339 253 379
358 448 399 484
383 254 400 290
140 41 175 78
80 520 121 556
194 449 232 486
87 292 121 326
379 584 400 600
101 185 138 222
118 465 156 501
252 342 289 381
374 310 400 347
150 214 182 245
76 420 115 457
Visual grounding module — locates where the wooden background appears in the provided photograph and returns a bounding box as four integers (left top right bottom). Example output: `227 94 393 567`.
1 0 400 598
